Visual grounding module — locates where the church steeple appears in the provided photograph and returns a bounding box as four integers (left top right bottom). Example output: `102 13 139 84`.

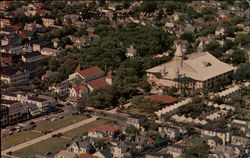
175 43 184 57
197 40 205 53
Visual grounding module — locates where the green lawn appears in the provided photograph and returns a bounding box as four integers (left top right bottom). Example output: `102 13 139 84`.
34 115 87 132
2 131 42 150
13 137 71 158
63 119 115 138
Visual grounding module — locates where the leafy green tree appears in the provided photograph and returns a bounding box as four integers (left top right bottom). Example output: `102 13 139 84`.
126 125 140 134
180 32 196 43
231 49 247 65
184 142 210 158
205 41 223 57
234 63 250 82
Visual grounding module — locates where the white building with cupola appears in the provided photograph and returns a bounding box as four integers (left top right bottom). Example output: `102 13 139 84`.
146 41 235 91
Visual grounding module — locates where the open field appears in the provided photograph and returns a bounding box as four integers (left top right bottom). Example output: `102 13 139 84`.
1 131 42 150
63 119 115 138
13 137 71 158
34 115 87 132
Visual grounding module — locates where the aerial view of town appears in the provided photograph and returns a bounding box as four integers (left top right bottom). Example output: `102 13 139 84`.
0 0 250 158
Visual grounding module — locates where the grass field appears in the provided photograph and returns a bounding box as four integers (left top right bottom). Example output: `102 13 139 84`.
2 131 42 150
13 137 71 158
63 119 115 138
34 115 87 132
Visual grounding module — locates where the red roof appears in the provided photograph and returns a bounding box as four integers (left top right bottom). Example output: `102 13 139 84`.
76 65 104 79
72 85 86 94
193 19 204 24
223 17 232 21
87 77 109 90
175 24 184 28
35 9 45 14
89 125 121 132
18 33 28 39
207 20 219 25
6 25 20 31
2 1 12 6
79 154 97 158
147 95 177 104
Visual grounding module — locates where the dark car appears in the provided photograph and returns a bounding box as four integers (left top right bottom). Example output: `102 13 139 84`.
56 133 63 137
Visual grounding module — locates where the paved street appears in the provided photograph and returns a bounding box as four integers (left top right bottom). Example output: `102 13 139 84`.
1 116 97 156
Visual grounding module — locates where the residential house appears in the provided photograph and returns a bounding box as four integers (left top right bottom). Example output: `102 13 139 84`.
88 125 121 139
207 136 223 151
1 99 29 125
67 137 94 154
158 126 180 141
86 27 95 37
0 18 11 28
215 27 225 36
54 150 77 158
1 34 22 46
2 91 56 112
21 51 43 63
41 70 59 80
201 127 231 145
24 21 43 32
93 150 112 158
1 66 30 84
1 104 9 127
231 135 249 146
32 40 52 52
69 84 89 98
49 82 69 98
0 27 16 35
86 77 110 92
1 45 24 55
20 30 35 40
41 47 62 57
125 45 137 58
0 53 21 64
126 114 146 129
166 144 184 158
110 141 131 158
42 18 55 27
212 145 237 158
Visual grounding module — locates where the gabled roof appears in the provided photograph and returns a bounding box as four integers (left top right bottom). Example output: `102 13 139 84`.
76 65 104 79
72 85 86 94
87 77 109 90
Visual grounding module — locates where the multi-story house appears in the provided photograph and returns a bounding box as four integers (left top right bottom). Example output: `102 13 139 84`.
49 82 69 98
1 66 30 84
1 99 29 125
2 92 56 112
201 127 231 145
21 51 43 63
42 18 55 27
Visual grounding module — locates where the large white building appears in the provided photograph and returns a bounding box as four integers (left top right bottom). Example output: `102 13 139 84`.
146 42 235 90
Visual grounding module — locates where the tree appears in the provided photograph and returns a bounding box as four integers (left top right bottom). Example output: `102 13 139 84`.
234 63 250 82
205 41 223 57
180 32 195 43
231 49 247 65
126 125 139 134
184 142 210 158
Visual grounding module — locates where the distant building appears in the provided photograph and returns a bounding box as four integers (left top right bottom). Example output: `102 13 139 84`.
125 45 137 58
